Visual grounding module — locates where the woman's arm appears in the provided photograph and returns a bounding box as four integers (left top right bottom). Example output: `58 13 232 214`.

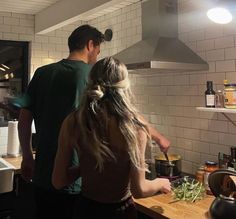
130 129 171 198
52 114 80 189
138 114 170 153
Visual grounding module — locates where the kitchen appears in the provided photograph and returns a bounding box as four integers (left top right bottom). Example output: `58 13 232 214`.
0 0 236 218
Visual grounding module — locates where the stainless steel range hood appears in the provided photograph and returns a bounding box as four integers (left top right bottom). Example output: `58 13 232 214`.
113 0 209 72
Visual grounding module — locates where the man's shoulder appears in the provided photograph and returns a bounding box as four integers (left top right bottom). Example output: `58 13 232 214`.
37 61 61 72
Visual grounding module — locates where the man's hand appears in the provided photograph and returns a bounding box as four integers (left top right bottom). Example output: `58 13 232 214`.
21 155 34 182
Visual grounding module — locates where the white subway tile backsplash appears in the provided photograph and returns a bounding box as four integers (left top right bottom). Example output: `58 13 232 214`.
185 150 201 163
0 12 11 17
209 144 230 156
183 128 201 140
216 60 235 72
200 154 217 164
200 130 219 144
162 116 176 126
189 73 207 85
208 120 228 133
181 160 193 173
192 141 210 153
228 123 236 134
206 49 224 61
196 39 214 51
150 115 162 124
225 47 236 59
0 24 11 33
18 34 35 41
206 72 226 84
169 147 185 160
20 18 34 27
176 117 192 128
191 118 209 130
177 138 193 150
205 26 223 39
188 30 205 42
215 36 234 49
219 133 236 146
4 17 19 26
3 32 19 40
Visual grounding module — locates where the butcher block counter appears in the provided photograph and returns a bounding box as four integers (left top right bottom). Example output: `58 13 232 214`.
134 193 214 219
3 156 23 174
3 156 214 219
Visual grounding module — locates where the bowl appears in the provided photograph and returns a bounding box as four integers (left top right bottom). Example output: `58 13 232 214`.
171 176 205 202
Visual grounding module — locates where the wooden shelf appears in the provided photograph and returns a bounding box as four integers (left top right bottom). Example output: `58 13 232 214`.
196 107 236 114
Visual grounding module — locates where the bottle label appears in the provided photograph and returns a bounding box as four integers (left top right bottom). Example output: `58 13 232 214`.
206 95 215 106
224 90 236 105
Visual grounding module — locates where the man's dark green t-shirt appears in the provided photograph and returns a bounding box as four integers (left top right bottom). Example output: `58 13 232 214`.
24 59 90 193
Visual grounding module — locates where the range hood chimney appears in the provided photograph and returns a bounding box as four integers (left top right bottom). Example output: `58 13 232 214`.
113 0 209 72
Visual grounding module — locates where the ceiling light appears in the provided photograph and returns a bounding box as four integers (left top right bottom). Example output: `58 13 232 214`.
1 64 10 69
207 7 233 24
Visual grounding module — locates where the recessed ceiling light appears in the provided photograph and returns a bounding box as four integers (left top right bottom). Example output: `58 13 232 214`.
207 7 233 24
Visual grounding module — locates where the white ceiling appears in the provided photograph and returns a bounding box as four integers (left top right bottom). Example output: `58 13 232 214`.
0 0 61 15
0 0 140 34
0 0 140 15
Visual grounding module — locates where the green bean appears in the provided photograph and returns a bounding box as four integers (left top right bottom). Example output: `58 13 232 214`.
171 176 205 202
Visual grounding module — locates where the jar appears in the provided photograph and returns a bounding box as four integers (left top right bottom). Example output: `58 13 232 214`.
204 161 218 195
215 90 224 108
196 165 205 183
224 83 236 109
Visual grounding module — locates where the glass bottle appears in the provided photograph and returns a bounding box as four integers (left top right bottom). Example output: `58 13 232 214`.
205 81 215 107
228 147 236 170
195 165 205 183
215 90 224 108
204 161 218 195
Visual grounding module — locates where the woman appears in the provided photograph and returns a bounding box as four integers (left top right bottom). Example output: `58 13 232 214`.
52 57 171 219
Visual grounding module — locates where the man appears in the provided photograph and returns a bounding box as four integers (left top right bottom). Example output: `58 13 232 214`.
18 24 105 219
18 24 170 219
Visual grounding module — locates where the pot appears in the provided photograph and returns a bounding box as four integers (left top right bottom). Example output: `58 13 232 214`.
154 154 181 177
208 169 236 219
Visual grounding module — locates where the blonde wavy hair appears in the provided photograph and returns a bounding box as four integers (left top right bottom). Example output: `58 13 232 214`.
75 57 149 171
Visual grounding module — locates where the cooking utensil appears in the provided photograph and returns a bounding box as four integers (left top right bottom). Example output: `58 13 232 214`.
154 154 181 177
163 152 169 162
163 152 174 176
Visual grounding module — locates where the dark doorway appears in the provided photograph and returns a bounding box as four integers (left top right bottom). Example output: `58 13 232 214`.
0 40 29 122
0 40 29 94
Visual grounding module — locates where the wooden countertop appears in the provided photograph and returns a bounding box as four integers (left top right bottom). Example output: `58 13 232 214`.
3 156 214 219
134 193 214 219
3 155 23 174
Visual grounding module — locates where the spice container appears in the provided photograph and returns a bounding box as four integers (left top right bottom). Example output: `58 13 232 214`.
224 83 236 109
204 161 218 195
196 165 205 183
215 90 224 108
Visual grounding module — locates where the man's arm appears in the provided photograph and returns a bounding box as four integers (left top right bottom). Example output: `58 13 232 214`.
18 108 34 182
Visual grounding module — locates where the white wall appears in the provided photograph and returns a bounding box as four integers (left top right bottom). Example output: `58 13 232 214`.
88 0 236 174
0 11 86 154
1 0 236 175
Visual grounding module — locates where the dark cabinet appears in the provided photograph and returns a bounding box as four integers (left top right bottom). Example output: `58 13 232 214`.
0 174 35 219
